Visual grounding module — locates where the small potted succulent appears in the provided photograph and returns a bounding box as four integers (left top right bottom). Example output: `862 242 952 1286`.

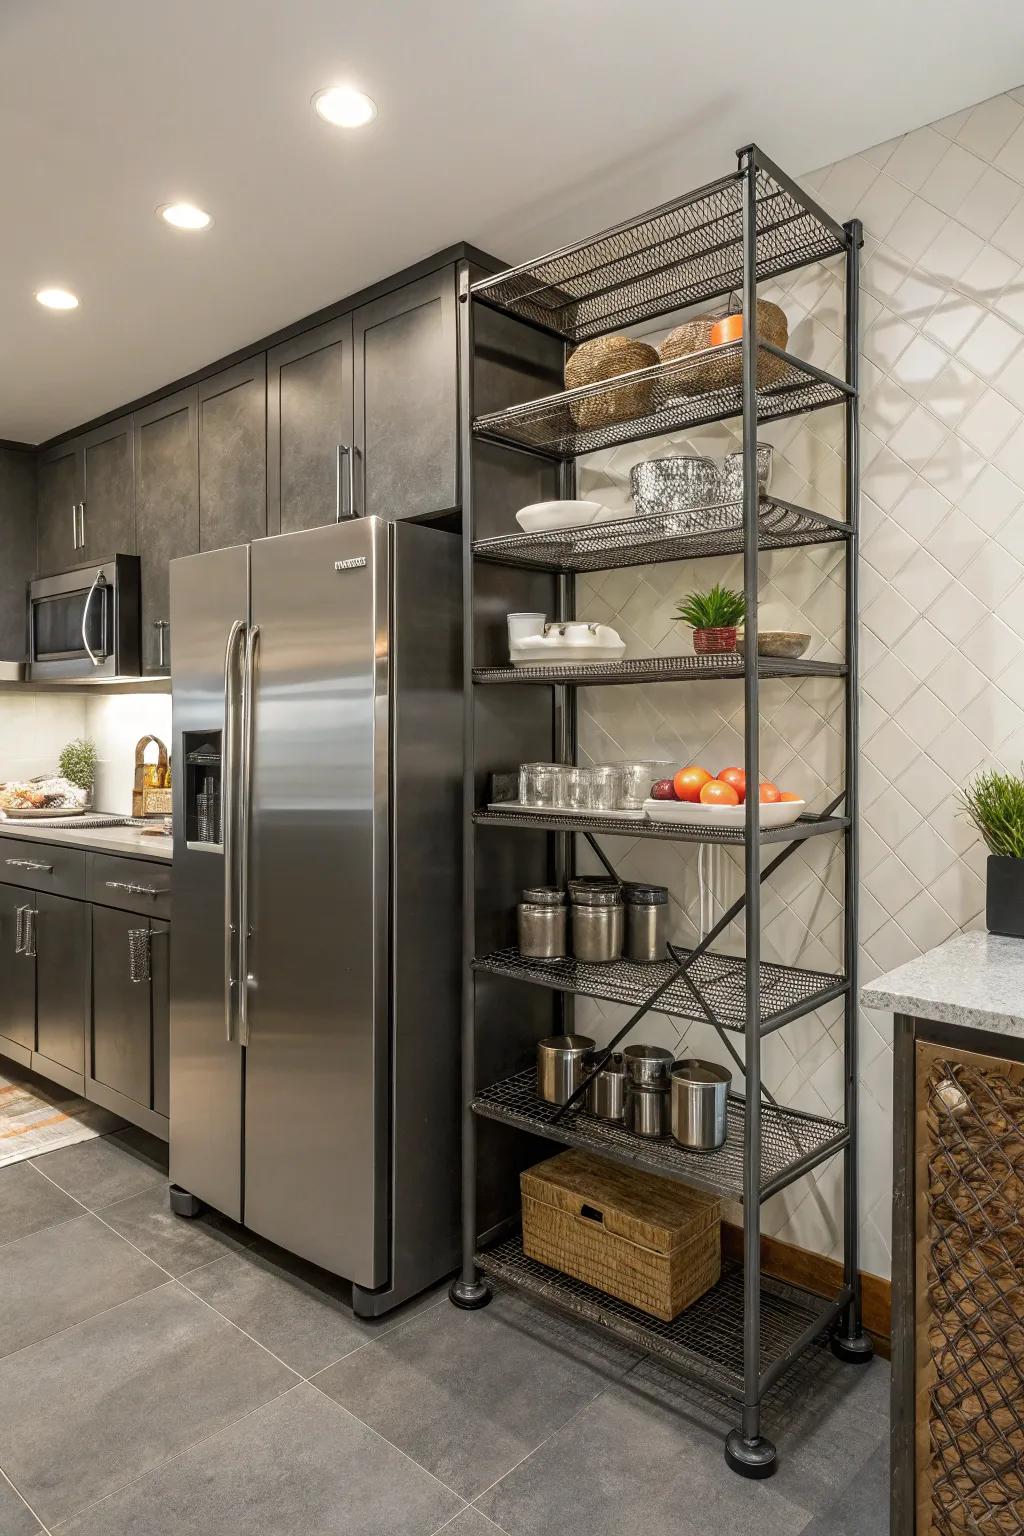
675 583 746 655
960 766 1024 938
58 737 97 808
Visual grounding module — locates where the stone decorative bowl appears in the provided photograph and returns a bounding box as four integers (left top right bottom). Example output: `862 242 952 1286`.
735 628 810 659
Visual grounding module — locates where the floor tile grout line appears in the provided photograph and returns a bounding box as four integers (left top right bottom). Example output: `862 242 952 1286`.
172 1274 307 1382
293 1290 453 1380
2 1461 56 1535
466 1375 623 1511
0 1276 177 1370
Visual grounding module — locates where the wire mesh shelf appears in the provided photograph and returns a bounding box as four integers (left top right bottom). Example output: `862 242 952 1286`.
473 807 849 846
472 1069 847 1202
472 496 851 574
472 946 847 1033
474 653 845 687
477 1238 842 1397
470 163 848 343
472 342 852 460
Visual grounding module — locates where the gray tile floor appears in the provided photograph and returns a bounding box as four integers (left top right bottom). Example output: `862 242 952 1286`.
0 1120 890 1535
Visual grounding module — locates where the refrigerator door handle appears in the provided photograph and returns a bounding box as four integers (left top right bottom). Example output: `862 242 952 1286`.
237 622 260 1046
223 619 245 1042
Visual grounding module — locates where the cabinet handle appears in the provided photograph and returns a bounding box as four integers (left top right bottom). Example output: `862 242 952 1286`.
128 927 152 984
16 906 37 959
336 444 353 521
5 857 54 873
71 504 79 550
78 502 86 549
105 879 159 897
154 619 170 671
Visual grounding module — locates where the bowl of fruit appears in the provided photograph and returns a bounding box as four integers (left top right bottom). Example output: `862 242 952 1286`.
644 765 804 828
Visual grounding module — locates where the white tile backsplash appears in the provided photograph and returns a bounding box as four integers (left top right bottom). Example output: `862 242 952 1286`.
0 691 171 814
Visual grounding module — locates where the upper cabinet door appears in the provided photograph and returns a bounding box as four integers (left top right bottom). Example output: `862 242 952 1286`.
198 357 267 551
268 316 354 535
353 269 459 522
134 388 199 673
36 442 83 575
79 415 135 563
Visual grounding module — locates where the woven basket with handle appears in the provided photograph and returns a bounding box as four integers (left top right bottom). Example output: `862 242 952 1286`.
564 335 660 429
659 298 789 396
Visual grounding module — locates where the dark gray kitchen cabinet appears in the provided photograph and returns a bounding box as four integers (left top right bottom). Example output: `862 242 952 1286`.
353 268 459 522
36 440 81 575
268 316 354 534
152 917 170 1118
34 890 89 1082
198 357 267 550
91 905 151 1107
0 884 35 1065
0 448 36 660
134 388 199 672
35 416 134 575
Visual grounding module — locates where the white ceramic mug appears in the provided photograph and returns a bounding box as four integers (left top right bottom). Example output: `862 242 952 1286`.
507 612 545 649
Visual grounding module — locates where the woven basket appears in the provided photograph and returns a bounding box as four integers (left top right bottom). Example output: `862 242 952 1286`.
564 336 659 430
659 299 789 396
692 626 739 655
521 1149 721 1322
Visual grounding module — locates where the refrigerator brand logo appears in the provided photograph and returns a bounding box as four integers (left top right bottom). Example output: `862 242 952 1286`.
334 556 367 571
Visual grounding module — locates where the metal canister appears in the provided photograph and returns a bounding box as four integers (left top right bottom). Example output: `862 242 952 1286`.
622 1042 675 1088
625 1082 670 1138
518 886 567 959
585 1052 627 1120
536 1035 595 1105
570 884 624 963
623 883 669 963
671 1058 731 1150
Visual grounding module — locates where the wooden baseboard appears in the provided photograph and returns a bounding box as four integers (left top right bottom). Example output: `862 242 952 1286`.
722 1222 891 1360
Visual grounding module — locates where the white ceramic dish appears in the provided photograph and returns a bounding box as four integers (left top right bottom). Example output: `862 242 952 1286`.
510 642 625 665
642 797 805 829
515 500 607 533
488 802 646 820
4 805 86 819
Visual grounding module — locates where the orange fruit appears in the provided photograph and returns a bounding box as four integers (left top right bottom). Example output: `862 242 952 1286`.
717 767 746 802
674 765 712 802
779 791 802 803
758 781 781 803
700 779 740 807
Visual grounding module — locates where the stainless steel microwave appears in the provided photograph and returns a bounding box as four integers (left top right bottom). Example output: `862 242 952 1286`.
29 556 141 681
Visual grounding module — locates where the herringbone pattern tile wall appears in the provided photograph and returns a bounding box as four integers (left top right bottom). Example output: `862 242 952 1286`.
571 86 1024 1280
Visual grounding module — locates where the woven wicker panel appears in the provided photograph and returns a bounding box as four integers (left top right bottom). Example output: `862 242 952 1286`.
916 1044 1024 1536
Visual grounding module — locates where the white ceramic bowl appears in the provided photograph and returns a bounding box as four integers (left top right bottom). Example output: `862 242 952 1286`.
515 500 607 533
642 797 805 829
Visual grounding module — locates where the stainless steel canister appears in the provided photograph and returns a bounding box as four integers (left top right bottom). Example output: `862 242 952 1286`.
622 1042 674 1088
671 1058 731 1150
623 883 669 962
625 1082 670 1138
570 884 624 963
585 1053 627 1120
536 1035 595 1106
517 886 567 959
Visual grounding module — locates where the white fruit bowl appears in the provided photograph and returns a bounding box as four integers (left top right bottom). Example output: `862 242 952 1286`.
515 500 608 533
642 797 805 829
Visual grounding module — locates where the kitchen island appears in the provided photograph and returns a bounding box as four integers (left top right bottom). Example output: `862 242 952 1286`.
863 932 1024 1536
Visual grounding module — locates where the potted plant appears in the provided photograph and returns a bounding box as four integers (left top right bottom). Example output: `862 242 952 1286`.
58 737 97 808
675 583 746 655
960 766 1024 938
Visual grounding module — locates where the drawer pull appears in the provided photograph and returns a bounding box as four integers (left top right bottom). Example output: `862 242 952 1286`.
5 858 54 873
15 905 37 959
128 927 152 984
105 880 159 898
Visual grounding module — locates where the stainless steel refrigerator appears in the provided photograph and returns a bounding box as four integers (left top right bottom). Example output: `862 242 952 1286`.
169 516 462 1316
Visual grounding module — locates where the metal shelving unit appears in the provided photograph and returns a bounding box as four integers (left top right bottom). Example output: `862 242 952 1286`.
453 142 870 1480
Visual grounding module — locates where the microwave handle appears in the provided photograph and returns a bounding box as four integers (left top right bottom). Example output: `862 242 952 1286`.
81 571 108 667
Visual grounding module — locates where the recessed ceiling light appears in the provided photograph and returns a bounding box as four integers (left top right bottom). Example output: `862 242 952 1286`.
36 287 79 310
312 86 377 128
158 202 213 230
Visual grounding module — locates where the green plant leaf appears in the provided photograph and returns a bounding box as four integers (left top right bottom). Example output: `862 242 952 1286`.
57 737 97 792
674 582 746 630
958 765 1024 860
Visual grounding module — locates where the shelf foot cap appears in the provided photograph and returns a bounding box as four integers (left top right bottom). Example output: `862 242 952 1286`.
169 1185 202 1219
725 1430 777 1479
830 1328 874 1365
449 1276 492 1310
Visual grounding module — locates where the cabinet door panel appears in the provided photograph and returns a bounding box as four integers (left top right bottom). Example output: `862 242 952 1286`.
36 446 81 575
80 416 135 562
92 905 150 1107
151 919 170 1117
35 891 88 1076
354 269 458 521
268 317 354 534
199 358 267 550
0 449 36 660
134 389 199 673
0 884 35 1058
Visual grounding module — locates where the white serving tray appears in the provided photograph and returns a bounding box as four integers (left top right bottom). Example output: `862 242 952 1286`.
509 644 626 665
642 797 805 829
488 801 647 820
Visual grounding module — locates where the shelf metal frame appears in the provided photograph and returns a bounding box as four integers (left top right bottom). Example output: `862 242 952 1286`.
454 141 868 1474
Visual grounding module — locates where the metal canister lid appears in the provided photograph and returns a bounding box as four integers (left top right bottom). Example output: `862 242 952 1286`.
571 885 623 907
521 886 565 906
623 882 669 905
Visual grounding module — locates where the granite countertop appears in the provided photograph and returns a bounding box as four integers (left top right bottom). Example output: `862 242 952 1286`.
0 819 172 863
861 930 1024 1038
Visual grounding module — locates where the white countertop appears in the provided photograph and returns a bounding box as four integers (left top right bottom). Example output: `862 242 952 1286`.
861 930 1024 1038
0 820 172 863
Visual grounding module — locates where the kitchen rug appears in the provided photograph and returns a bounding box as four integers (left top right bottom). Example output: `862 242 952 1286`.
0 1063 123 1168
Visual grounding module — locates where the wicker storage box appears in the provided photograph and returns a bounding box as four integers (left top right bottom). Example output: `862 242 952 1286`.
521 1149 721 1322
564 335 659 430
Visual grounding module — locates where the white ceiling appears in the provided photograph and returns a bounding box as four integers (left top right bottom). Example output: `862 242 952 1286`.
3 0 1022 443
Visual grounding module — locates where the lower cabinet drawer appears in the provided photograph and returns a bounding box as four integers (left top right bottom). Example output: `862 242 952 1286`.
88 853 171 920
0 837 86 899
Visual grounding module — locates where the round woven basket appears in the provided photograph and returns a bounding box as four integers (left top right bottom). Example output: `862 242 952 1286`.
564 336 659 430
659 299 789 396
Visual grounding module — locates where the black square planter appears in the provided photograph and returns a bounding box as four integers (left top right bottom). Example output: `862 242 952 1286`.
986 856 1024 938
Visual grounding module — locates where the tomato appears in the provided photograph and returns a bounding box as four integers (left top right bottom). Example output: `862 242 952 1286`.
717 766 746 802
650 779 678 801
673 765 712 802
779 790 802 803
700 779 740 807
758 781 781 803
